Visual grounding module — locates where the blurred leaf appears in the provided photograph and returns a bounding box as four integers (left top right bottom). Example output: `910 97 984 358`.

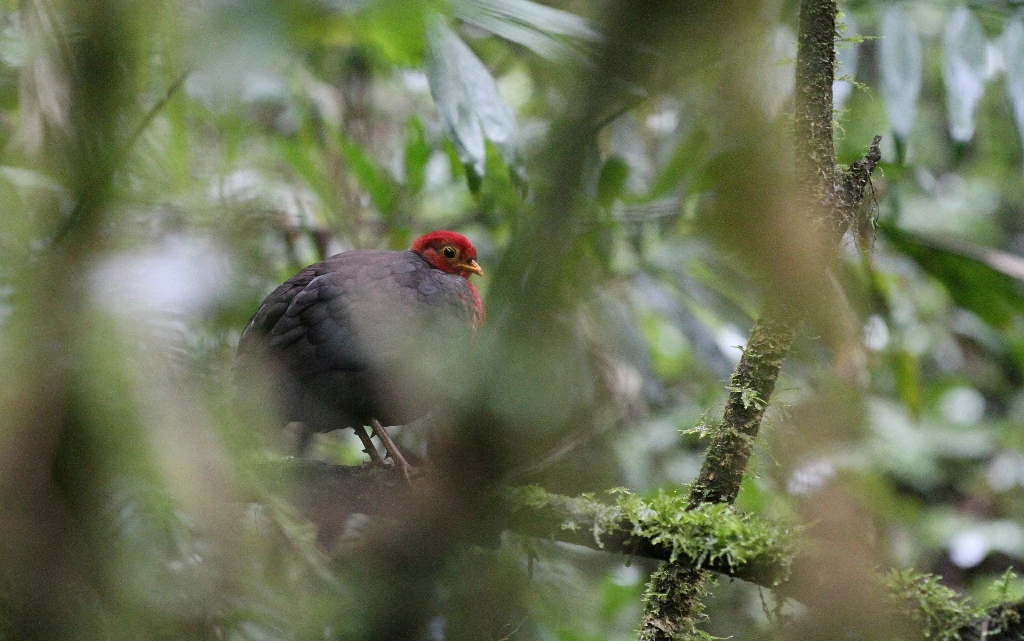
425 18 522 190
339 135 399 216
0 17 26 68
596 157 628 208
942 7 987 143
278 137 337 216
479 140 525 219
894 348 922 420
760 24 796 117
879 5 922 144
326 0 436 65
943 520 1024 569
361 0 431 65
453 0 598 63
0 165 67 198
612 197 680 224
647 127 709 199
1003 18 1024 172
403 116 429 195
458 11 580 63
456 0 599 42
882 224 1024 330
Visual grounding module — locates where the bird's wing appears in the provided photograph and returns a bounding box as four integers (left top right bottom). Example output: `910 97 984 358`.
236 260 323 368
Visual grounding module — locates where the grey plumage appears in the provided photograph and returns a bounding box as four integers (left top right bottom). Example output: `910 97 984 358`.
237 249 477 439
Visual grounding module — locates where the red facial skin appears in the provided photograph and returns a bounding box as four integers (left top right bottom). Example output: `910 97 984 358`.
410 231 485 328
410 231 483 278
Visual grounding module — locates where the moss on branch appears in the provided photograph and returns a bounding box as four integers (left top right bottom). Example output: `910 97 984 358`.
274 463 800 588
639 0 887 636
886 569 1024 641
686 316 797 508
504 486 800 588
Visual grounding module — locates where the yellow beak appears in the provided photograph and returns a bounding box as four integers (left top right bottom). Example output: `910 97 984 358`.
461 259 484 278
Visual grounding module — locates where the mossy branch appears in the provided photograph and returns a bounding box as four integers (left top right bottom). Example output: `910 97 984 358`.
272 462 799 588
795 0 838 206
275 462 1024 641
686 316 797 508
506 486 799 588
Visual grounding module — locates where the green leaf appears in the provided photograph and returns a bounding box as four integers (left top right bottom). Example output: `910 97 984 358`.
882 224 1024 330
456 0 599 42
1003 18 1024 173
361 1 431 65
425 17 521 189
942 7 986 142
648 127 709 199
338 135 398 216
893 348 922 421
453 0 599 63
596 157 628 208
879 5 922 144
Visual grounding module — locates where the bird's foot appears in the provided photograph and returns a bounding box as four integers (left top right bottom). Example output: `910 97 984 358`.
370 419 415 485
353 424 384 463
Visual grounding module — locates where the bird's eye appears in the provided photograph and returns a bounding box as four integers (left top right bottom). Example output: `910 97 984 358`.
442 246 457 259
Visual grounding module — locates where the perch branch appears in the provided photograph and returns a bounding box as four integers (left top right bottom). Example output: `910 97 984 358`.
274 462 798 589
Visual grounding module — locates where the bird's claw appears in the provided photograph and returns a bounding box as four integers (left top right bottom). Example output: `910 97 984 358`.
371 419 415 486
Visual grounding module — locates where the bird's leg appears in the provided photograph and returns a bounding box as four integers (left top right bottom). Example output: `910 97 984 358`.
370 419 413 483
353 424 384 464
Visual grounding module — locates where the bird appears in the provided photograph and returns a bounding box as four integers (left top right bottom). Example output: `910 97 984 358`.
236 230 484 477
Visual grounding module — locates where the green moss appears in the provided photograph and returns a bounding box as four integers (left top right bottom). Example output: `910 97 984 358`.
506 485 624 540
505 486 799 591
639 565 716 641
886 569 979 641
618 491 800 585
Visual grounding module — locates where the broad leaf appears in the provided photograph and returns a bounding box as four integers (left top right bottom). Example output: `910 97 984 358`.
457 0 599 41
882 224 1024 330
453 0 599 63
425 18 521 189
456 10 581 62
879 5 922 144
942 7 987 142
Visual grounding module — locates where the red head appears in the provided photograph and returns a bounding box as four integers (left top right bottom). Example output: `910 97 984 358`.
410 231 484 280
